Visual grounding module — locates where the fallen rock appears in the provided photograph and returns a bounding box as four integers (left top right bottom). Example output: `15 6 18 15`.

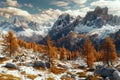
33 61 45 68
4 63 17 69
95 65 115 78
113 71 120 80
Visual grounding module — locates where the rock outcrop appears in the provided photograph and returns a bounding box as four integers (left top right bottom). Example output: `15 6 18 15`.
82 6 120 27
4 63 17 69
113 71 120 80
95 65 120 80
53 13 71 29
33 61 45 68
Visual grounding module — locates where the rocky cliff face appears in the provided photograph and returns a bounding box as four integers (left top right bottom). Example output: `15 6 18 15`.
53 13 71 29
48 6 120 41
42 6 120 51
82 6 120 27
48 13 81 40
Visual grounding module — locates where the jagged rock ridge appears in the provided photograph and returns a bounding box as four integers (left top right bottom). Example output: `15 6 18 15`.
41 6 120 51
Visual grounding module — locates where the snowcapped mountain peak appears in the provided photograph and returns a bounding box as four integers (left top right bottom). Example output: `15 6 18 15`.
46 6 120 42
0 17 52 42
53 13 71 29
74 6 120 35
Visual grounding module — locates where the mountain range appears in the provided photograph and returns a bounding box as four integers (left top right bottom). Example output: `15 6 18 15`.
0 17 52 42
41 6 120 52
1 6 120 52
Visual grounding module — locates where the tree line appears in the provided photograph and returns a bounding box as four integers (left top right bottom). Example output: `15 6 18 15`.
1 31 117 68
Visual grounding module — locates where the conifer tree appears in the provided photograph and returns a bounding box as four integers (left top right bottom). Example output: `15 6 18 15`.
60 47 67 60
83 37 96 68
47 36 58 63
49 47 58 59
2 31 18 57
102 37 117 66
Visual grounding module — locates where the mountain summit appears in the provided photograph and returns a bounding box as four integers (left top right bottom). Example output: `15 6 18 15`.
48 6 120 40
40 6 120 51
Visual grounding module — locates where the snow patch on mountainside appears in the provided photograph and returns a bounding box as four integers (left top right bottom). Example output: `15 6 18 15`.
74 24 120 39
0 17 52 41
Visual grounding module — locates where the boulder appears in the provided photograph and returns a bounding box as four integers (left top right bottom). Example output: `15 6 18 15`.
113 71 120 80
95 65 115 78
4 63 17 69
33 61 45 68
45 62 50 68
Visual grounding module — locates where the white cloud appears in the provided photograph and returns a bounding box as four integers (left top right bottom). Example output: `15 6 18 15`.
91 0 120 16
32 9 62 23
50 1 69 7
24 3 33 8
6 0 20 7
32 7 91 23
0 7 32 19
71 0 87 5
0 6 91 24
0 7 61 23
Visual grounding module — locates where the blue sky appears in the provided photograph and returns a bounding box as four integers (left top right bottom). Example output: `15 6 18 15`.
0 0 96 14
0 0 120 22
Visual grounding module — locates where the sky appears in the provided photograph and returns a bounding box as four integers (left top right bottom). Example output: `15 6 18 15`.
0 0 120 23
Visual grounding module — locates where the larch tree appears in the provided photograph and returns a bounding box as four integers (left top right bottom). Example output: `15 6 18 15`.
59 47 67 60
83 37 96 68
47 35 58 66
49 47 58 59
47 36 53 57
102 37 117 66
2 31 18 57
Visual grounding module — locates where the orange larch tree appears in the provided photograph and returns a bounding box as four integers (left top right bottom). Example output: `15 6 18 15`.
83 37 96 68
102 37 117 66
2 31 18 57
59 47 67 60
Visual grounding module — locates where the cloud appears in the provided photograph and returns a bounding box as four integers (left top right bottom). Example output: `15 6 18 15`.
6 0 20 7
50 1 69 7
0 6 91 24
32 7 91 23
32 9 62 23
91 0 120 16
71 0 87 5
0 7 61 23
0 7 32 19
24 3 33 8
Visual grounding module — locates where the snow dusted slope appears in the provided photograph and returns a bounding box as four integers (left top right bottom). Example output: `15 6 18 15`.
0 17 53 42
0 35 88 80
75 24 120 39
73 6 120 39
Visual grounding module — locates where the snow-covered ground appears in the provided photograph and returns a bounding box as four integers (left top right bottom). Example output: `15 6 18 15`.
0 55 87 80
0 34 88 80
0 31 120 80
